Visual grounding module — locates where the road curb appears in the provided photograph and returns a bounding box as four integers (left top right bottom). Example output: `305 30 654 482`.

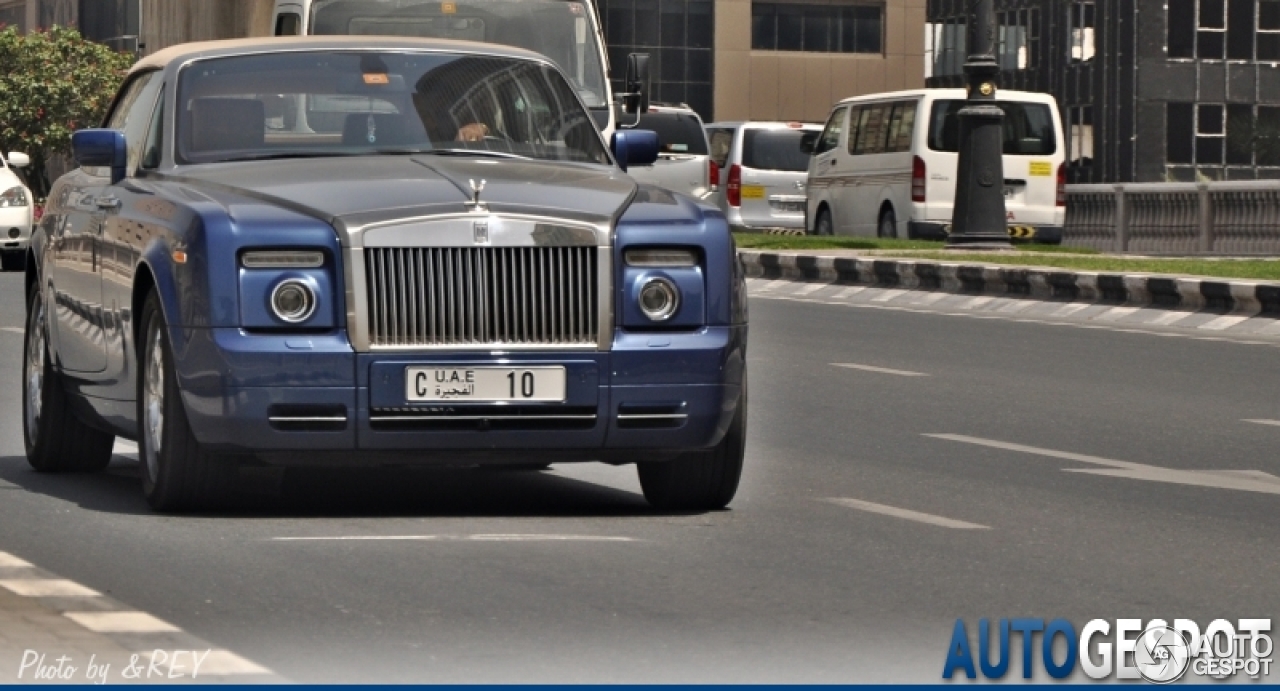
738 250 1280 316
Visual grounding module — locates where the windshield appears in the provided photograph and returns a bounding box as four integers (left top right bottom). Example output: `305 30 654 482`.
742 129 814 171
928 99 1057 155
311 0 608 108
635 112 708 155
175 51 611 166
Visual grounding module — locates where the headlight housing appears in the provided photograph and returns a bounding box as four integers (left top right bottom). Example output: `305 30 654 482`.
270 279 318 323
0 186 28 208
637 277 680 321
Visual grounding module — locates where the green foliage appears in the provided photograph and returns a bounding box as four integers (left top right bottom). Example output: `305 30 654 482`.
0 25 133 198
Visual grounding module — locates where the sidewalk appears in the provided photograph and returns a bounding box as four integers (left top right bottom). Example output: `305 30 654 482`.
738 249 1280 316
0 551 281 684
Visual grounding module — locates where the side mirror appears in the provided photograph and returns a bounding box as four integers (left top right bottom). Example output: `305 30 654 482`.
611 129 659 172
72 129 127 184
622 53 650 115
5 152 30 168
799 131 819 155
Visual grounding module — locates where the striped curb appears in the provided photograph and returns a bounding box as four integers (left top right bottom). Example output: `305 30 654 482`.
738 250 1280 316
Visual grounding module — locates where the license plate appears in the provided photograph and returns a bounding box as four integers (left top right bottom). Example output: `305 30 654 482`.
405 366 566 402
1003 186 1017 199
771 201 805 213
740 184 766 199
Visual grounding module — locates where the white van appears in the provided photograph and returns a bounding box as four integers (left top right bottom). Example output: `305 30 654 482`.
804 88 1065 243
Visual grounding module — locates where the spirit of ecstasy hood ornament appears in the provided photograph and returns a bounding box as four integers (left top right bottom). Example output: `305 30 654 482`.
468 178 487 210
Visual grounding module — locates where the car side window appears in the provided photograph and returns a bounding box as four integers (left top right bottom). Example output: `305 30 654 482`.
816 107 846 154
140 99 164 170
101 71 163 174
853 104 888 155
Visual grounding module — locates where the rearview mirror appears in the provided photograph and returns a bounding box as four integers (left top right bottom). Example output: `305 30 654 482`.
622 53 650 115
611 129 659 172
799 131 819 155
5 152 29 168
72 129 127 184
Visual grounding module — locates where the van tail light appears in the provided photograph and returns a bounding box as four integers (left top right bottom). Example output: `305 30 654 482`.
911 156 926 203
1056 162 1066 207
709 160 719 189
727 164 742 207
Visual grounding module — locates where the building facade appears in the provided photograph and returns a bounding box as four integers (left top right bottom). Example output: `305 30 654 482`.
599 0 926 122
0 0 272 55
925 0 1280 183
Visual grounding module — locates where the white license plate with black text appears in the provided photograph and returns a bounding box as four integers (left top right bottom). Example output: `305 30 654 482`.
405 366 566 402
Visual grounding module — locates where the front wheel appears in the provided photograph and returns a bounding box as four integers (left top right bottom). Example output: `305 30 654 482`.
137 291 235 512
813 207 833 236
23 286 114 472
637 388 746 511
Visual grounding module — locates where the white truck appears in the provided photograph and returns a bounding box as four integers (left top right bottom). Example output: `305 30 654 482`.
272 0 649 137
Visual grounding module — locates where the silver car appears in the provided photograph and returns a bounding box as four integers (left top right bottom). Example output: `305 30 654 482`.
705 121 821 232
624 104 713 201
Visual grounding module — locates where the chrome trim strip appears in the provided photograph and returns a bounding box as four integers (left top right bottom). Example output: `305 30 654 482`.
268 416 348 423
596 246 612 351
369 414 598 421
616 414 689 420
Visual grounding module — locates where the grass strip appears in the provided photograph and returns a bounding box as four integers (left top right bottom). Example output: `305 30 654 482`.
895 252 1280 281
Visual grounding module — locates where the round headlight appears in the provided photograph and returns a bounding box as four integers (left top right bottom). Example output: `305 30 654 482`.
638 277 680 322
7 228 18 239
270 279 316 323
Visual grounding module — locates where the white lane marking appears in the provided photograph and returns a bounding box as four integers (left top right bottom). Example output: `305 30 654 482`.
272 534 637 542
113 439 138 454
1096 306 1140 321
822 498 990 530
1050 303 1091 318
912 292 949 306
0 552 33 569
925 433 1280 495
871 288 908 302
0 579 101 598
1147 310 1192 326
795 282 826 295
960 296 995 309
761 279 790 292
1199 315 1250 331
1244 419 1280 428
65 611 181 633
0 327 22 335
831 362 929 377
832 286 867 299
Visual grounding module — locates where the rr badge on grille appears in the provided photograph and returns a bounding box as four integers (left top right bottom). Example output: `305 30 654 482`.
473 220 489 244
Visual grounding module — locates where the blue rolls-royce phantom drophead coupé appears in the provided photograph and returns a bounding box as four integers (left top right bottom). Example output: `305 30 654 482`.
22 37 747 512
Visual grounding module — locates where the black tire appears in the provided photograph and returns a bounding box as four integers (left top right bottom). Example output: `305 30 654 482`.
877 206 898 238
813 207 833 236
637 385 746 511
22 286 114 473
137 291 235 512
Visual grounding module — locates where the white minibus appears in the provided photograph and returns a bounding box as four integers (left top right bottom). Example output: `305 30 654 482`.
803 88 1066 243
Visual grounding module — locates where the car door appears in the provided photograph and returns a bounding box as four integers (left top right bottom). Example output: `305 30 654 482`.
736 125 816 229
810 106 847 231
51 72 158 375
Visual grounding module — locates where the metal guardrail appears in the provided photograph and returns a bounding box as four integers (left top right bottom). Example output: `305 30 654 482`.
1064 181 1280 255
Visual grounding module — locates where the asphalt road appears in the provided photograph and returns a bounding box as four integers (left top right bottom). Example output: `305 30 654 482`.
0 269 1277 683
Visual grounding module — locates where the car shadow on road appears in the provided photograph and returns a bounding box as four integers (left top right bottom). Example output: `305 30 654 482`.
0 454 680 519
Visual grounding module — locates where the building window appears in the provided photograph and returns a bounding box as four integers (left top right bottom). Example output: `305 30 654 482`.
1068 106 1093 168
1168 0 1277 60
924 16 966 77
0 1 25 32
602 0 714 119
1168 102 1280 170
1196 103 1225 164
995 9 1037 70
751 2 882 54
1070 1 1095 62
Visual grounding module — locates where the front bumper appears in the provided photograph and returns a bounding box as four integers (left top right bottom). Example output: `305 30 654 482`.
175 325 747 465
908 221 1063 244
726 207 807 232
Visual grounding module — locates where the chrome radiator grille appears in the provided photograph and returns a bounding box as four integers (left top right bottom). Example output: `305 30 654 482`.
364 247 599 347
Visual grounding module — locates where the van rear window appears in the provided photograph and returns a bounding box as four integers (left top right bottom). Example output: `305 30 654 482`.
636 113 709 155
742 129 812 171
927 100 1057 155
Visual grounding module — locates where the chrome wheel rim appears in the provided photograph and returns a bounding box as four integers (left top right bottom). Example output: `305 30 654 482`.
143 325 165 480
24 302 45 442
